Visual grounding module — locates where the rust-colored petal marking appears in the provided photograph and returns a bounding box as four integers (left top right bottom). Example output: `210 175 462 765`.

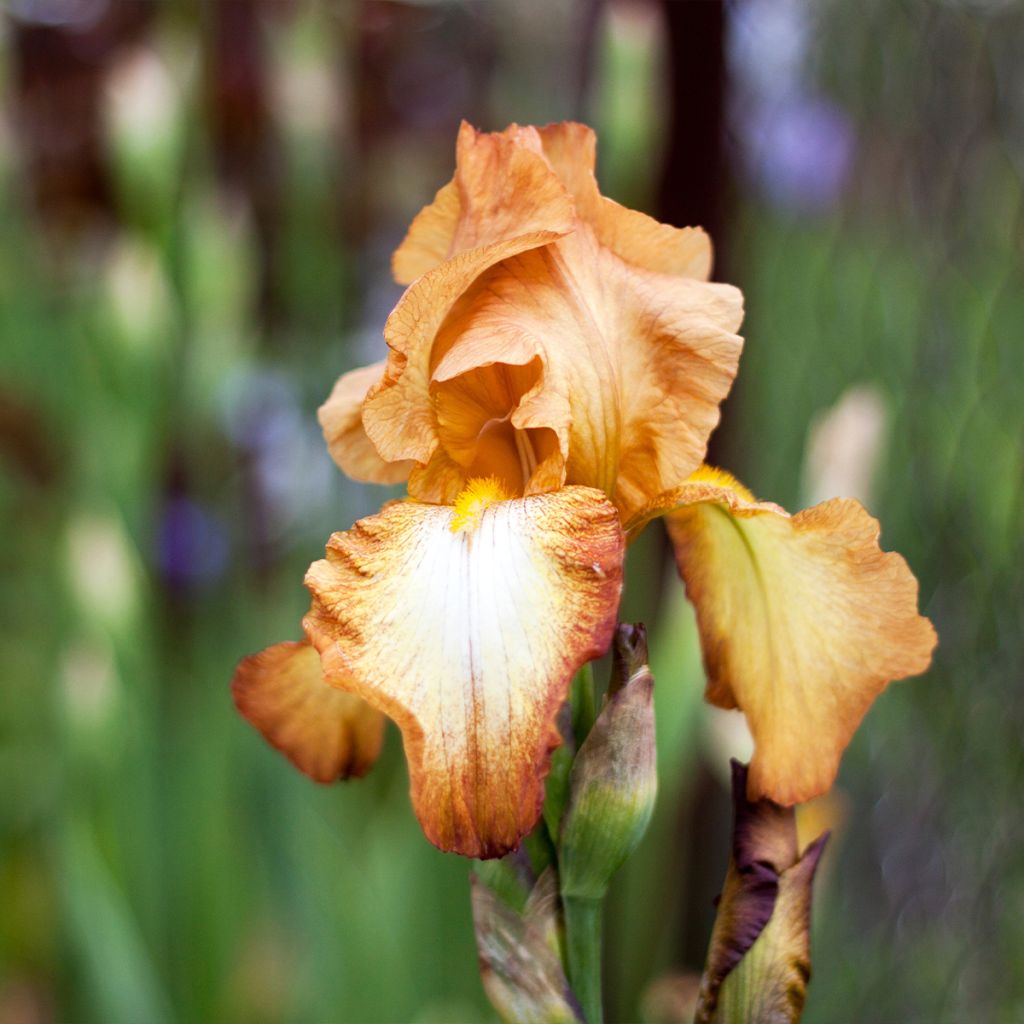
318 361 414 484
231 640 386 782
630 467 937 806
303 485 624 858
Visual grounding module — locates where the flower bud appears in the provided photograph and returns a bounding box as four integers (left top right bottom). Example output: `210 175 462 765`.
695 760 829 1024
559 624 657 901
471 869 583 1024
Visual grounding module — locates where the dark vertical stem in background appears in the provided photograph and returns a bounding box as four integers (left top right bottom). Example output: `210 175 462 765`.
571 0 603 122
656 0 738 983
657 0 739 467
657 0 728 281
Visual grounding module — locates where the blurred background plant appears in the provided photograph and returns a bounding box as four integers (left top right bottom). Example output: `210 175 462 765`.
1 1 1021 1021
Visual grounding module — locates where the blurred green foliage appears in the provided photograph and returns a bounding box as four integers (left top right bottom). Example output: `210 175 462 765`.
1 2 1021 1023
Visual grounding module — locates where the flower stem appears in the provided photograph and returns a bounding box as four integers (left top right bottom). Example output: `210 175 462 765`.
571 662 597 744
563 894 603 1024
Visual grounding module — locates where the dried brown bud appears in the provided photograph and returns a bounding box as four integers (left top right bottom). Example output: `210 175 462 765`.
471 869 582 1023
695 761 829 1024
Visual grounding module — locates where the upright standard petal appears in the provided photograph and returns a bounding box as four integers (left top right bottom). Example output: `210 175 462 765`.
536 121 713 279
628 468 937 805
365 231 574 472
428 229 744 517
391 121 573 285
303 485 624 858
232 640 386 782
318 362 413 484
372 122 739 513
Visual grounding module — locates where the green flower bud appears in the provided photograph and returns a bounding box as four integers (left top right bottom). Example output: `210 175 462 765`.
559 624 658 901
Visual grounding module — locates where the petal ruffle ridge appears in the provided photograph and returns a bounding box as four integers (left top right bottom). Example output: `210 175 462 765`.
302 486 625 858
629 470 937 805
232 640 386 782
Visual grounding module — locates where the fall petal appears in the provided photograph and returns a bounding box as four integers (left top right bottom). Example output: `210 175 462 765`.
427 229 743 517
302 486 624 858
318 362 413 484
640 472 937 805
231 640 385 782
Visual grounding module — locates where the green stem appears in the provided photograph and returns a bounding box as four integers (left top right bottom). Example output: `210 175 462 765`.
563 894 603 1024
571 662 597 744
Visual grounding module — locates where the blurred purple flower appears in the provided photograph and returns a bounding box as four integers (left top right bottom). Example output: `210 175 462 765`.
743 97 855 214
157 496 229 591
728 0 856 215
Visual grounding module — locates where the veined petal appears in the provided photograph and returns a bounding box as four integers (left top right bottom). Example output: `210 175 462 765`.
231 640 386 782
391 179 461 286
302 486 624 858
536 121 712 279
632 469 937 805
391 121 572 286
428 229 743 517
365 231 574 469
318 362 413 484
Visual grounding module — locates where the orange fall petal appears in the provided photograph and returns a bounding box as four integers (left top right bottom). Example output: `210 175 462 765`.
232 640 386 783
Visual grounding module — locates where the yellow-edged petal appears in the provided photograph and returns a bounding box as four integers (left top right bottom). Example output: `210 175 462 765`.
630 470 936 805
318 361 414 484
231 640 385 782
426 228 743 517
302 485 624 858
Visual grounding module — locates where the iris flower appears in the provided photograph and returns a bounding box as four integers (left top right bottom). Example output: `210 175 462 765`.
232 122 935 858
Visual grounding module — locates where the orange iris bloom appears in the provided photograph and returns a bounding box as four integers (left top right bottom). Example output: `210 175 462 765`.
232 123 935 858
